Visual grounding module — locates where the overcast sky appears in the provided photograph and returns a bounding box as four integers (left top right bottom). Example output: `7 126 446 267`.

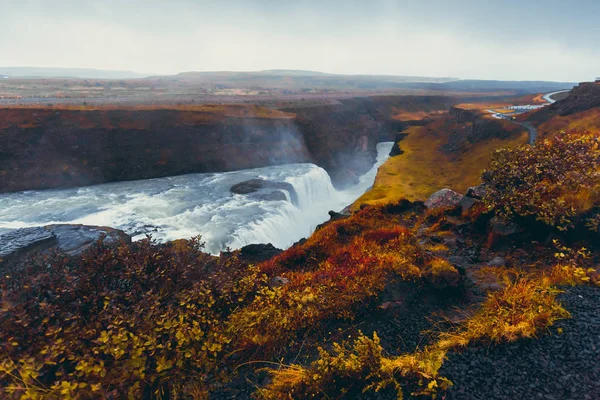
2 0 599 81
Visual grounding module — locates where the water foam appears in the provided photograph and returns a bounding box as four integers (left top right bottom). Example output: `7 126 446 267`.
0 143 393 254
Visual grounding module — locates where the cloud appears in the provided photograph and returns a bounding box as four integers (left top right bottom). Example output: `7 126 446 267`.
1 0 598 81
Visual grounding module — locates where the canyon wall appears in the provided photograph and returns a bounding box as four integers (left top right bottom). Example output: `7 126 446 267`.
0 96 455 193
0 106 309 192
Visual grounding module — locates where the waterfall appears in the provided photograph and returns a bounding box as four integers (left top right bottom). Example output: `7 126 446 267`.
0 142 394 255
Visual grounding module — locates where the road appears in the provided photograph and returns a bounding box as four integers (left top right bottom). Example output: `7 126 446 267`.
542 89 570 104
486 110 537 144
514 121 537 145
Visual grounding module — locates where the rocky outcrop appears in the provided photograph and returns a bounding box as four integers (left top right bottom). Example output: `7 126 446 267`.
449 106 478 123
0 224 131 262
449 106 522 143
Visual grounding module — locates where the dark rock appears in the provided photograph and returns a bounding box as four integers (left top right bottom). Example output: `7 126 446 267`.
315 210 351 232
0 224 131 263
48 224 130 255
231 179 298 205
489 216 524 237
239 243 283 264
254 191 288 202
389 142 404 156
459 196 477 212
383 199 427 215
389 132 408 157
328 210 346 220
466 184 487 199
443 237 459 247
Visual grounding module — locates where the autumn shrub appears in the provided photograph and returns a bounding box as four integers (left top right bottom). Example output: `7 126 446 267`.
482 132 600 231
437 279 569 349
259 332 451 400
0 237 268 399
547 240 599 287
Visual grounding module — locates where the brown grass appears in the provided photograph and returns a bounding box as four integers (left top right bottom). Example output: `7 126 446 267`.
537 109 600 138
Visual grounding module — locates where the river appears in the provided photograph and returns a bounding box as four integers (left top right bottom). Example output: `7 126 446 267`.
0 142 393 254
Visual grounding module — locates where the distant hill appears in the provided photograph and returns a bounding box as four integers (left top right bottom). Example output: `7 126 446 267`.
148 70 574 93
0 67 151 79
152 70 458 91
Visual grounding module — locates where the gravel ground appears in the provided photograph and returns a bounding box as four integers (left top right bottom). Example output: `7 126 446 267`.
441 285 600 400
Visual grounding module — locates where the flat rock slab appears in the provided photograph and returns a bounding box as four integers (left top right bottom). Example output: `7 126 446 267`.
0 224 131 260
0 227 56 258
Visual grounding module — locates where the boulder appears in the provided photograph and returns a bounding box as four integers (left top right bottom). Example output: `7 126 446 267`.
425 188 477 212
0 224 131 261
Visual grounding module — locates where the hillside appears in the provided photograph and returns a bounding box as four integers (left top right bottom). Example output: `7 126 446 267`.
525 81 600 136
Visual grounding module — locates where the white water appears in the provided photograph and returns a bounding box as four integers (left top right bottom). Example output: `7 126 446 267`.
0 143 393 254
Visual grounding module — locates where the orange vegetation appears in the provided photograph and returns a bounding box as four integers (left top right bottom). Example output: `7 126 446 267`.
230 207 459 355
0 206 460 399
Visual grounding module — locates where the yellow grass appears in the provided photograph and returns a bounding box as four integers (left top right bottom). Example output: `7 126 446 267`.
491 108 516 115
353 126 528 208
